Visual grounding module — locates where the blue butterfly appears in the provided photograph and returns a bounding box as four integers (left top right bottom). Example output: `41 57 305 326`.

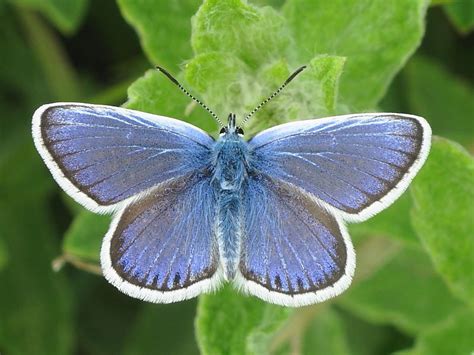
32 66 431 307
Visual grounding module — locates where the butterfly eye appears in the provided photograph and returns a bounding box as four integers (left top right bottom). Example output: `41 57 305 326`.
219 127 227 135
236 127 244 136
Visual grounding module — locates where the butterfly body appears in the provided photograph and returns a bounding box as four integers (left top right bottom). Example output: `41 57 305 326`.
32 102 431 307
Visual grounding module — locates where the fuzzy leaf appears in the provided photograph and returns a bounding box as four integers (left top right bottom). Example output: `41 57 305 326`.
338 247 463 334
117 0 199 72
191 0 290 69
282 0 428 110
126 69 216 132
184 53 346 135
196 285 292 355
410 137 474 308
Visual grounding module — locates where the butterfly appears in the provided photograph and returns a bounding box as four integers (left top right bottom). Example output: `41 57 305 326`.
32 66 431 307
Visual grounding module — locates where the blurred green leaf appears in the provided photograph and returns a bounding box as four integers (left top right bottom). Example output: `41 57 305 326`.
444 0 474 33
301 308 350 355
17 10 80 101
0 235 8 271
117 0 199 72
400 309 474 355
0 140 74 355
338 248 463 334
74 276 140 355
282 0 428 111
404 56 474 147
123 302 199 355
340 310 413 355
196 285 292 355
349 194 420 247
63 211 110 264
410 137 474 308
10 0 89 34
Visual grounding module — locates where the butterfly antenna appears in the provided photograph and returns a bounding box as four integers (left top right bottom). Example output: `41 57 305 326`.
155 66 224 128
242 65 307 126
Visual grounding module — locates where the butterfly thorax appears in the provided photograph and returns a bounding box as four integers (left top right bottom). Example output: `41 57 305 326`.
211 113 249 191
211 135 249 191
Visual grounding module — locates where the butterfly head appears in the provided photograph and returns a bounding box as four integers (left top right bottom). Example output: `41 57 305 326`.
219 113 244 137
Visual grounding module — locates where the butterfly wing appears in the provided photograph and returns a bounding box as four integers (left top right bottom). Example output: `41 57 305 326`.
32 103 214 213
249 113 431 222
235 176 354 307
101 173 222 302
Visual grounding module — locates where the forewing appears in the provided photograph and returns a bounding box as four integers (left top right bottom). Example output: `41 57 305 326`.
32 103 214 212
101 173 222 303
236 176 354 307
249 114 431 221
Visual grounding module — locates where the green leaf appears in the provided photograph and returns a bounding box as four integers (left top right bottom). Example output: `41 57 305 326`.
10 0 89 34
403 56 474 147
282 0 428 110
301 308 350 355
410 137 474 308
185 53 345 135
63 211 110 264
123 302 199 355
17 10 80 101
117 0 199 72
0 140 74 354
340 310 412 355
338 247 463 334
191 0 290 69
400 309 474 355
444 0 474 33
196 285 292 355
349 193 420 247
0 235 8 271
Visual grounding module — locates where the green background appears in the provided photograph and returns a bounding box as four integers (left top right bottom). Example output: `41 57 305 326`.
0 0 473 354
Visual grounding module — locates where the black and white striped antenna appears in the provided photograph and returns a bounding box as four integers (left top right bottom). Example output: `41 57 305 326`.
156 66 224 128
241 65 307 126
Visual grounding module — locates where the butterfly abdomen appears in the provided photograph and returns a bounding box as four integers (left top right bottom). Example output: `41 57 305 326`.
212 134 250 280
217 189 242 279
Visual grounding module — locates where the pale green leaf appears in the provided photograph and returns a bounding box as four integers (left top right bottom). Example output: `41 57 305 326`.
117 0 199 72
184 53 345 135
191 0 290 69
410 137 474 308
338 247 463 334
196 285 292 355
126 69 216 132
282 0 428 110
